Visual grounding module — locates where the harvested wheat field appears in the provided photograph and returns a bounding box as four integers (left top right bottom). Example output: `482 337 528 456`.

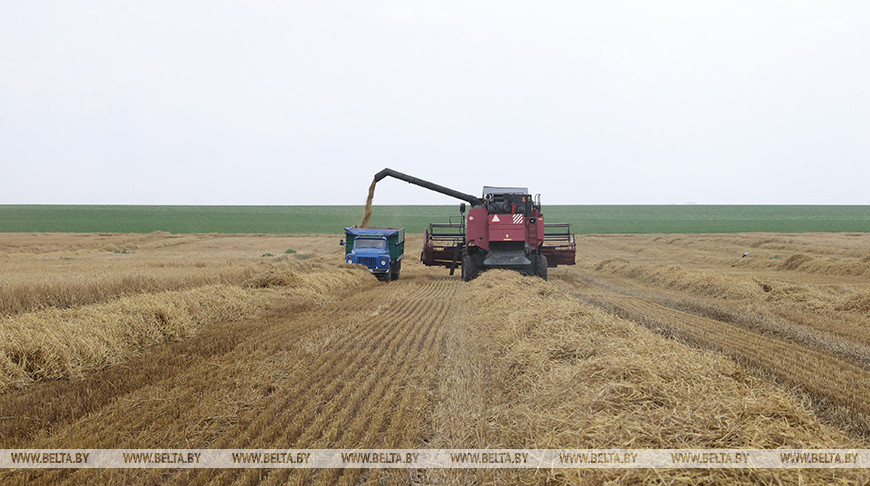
1 232 869 484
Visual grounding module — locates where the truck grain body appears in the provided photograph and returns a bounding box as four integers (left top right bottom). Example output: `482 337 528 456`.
344 226 405 282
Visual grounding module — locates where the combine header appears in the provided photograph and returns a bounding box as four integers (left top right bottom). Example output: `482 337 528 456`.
372 168 576 281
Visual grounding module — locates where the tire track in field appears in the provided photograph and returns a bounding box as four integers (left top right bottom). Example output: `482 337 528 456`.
174 287 432 485
264 282 450 486
179 277 457 486
207 282 438 448
563 271 870 367
556 277 870 436
249 279 452 486
220 279 452 486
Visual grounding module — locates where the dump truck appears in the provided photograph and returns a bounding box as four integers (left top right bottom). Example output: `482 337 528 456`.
371 168 575 281
343 226 405 282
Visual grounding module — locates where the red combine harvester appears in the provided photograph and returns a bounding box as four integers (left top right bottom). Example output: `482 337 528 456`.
372 168 576 281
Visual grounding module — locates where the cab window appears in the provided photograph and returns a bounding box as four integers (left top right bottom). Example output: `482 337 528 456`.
355 239 386 249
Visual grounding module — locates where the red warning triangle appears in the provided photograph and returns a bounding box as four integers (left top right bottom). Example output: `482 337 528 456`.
492 215 500 222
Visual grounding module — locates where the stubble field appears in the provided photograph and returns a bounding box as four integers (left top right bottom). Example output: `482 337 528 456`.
1 231 869 484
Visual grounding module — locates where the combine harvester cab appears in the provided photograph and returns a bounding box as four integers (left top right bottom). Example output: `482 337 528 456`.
371 168 575 281
343 226 404 282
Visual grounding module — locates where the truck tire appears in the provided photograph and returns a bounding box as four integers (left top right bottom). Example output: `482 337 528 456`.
461 251 478 282
383 269 392 283
391 260 401 281
535 254 548 280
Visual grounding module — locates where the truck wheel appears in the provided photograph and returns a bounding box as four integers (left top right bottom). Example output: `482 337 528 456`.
461 252 478 282
383 269 392 283
391 261 401 281
535 254 548 280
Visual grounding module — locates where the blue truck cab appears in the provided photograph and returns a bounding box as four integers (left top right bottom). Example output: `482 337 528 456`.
343 227 405 282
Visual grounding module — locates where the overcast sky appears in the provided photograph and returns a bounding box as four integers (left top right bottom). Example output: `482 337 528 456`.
1 1 868 205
